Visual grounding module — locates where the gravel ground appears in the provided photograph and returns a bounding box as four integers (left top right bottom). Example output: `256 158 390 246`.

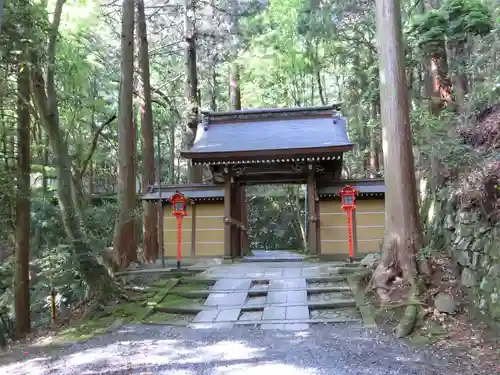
0 322 489 375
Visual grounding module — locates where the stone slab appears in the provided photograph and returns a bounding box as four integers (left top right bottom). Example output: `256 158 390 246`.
246 296 267 305
189 323 233 329
264 270 284 278
269 279 306 290
205 292 248 306
216 308 241 322
266 291 288 304
239 311 263 321
261 324 284 330
283 268 302 278
262 306 286 320
193 309 219 323
287 290 308 303
284 324 309 331
212 279 252 291
286 306 309 320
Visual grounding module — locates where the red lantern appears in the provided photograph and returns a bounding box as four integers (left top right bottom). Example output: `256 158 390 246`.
340 185 357 210
170 191 187 217
168 191 187 268
339 185 359 262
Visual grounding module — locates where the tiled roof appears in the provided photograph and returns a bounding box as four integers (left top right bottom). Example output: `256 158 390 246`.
142 184 223 201
182 105 352 157
317 179 385 196
141 180 385 201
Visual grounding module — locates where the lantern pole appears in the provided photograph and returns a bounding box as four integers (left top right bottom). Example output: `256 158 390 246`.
157 124 165 269
346 207 354 263
176 215 182 269
340 185 357 263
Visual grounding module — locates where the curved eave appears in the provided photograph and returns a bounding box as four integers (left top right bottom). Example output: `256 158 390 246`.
182 144 354 163
153 197 224 203
319 192 385 200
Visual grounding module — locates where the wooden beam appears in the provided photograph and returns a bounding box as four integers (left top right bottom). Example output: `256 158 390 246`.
231 183 241 257
351 210 359 258
224 173 232 257
307 167 318 254
315 191 321 255
191 203 196 256
240 185 249 254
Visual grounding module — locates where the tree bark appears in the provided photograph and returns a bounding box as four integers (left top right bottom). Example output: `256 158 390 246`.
375 0 426 303
184 0 202 183
14 57 31 338
113 0 138 268
369 100 380 176
229 0 241 111
136 0 158 261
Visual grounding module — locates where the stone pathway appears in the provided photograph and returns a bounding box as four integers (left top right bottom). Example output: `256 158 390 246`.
190 250 361 330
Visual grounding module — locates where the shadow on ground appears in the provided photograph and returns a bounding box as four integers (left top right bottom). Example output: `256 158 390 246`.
0 323 489 375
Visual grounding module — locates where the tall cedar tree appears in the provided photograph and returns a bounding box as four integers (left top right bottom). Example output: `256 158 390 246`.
136 0 158 261
113 0 138 267
374 0 428 336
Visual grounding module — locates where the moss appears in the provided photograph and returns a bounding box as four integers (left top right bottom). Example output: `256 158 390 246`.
169 283 208 294
108 302 149 318
142 312 182 323
156 295 202 309
150 278 176 288
56 315 117 342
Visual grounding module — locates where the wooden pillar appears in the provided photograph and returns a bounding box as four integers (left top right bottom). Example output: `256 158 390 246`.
307 166 318 254
334 155 342 180
191 202 196 256
158 201 164 258
351 209 359 258
240 185 249 254
315 195 321 255
224 173 233 257
231 183 241 257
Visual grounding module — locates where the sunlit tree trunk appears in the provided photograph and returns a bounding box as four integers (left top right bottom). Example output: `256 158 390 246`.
136 0 158 261
184 0 201 182
375 0 428 335
113 0 138 267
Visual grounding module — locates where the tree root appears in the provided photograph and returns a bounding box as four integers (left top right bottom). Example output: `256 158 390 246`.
395 302 418 338
394 280 426 338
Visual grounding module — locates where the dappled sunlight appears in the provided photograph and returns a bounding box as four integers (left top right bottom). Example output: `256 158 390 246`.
0 356 51 375
214 362 319 375
1 337 267 375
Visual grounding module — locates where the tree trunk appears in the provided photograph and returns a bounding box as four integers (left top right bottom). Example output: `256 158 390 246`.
168 124 175 184
369 100 380 176
229 0 241 111
136 0 158 261
375 0 426 302
14 58 31 338
30 0 116 298
184 0 201 183
113 0 138 268
451 42 468 108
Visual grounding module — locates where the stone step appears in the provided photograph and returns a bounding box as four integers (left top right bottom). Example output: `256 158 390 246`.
172 285 352 298
242 256 303 263
156 299 357 315
188 317 360 328
179 275 347 284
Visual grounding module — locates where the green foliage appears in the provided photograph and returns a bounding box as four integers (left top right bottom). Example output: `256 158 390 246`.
247 185 306 250
410 10 447 55
442 0 492 43
411 0 493 55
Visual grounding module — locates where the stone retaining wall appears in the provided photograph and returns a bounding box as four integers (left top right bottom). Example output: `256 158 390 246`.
423 186 500 321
